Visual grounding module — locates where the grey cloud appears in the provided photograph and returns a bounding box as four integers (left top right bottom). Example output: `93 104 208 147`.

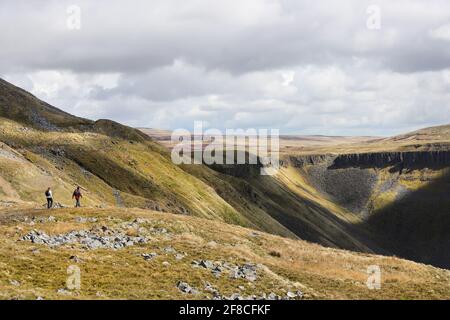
1 0 450 74
1 0 450 135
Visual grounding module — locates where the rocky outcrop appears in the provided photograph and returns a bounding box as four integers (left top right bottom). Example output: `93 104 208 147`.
282 154 335 167
21 228 149 250
191 260 259 281
332 151 450 169
283 150 450 216
285 151 450 170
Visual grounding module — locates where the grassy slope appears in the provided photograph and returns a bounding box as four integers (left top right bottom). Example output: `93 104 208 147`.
180 162 371 252
1 114 370 248
0 117 252 226
0 207 449 300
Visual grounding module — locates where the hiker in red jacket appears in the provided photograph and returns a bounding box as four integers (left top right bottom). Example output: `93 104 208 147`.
72 186 83 208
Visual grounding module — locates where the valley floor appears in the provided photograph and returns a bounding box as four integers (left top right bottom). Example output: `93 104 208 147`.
0 206 449 300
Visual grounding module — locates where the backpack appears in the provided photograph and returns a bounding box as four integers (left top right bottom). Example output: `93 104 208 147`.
45 191 50 197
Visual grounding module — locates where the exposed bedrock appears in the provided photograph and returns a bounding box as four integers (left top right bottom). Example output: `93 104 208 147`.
308 166 377 214
284 151 450 268
281 154 335 167
282 151 450 215
283 150 450 170
332 151 450 169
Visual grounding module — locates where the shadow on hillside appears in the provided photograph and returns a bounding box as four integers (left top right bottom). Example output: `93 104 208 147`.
252 173 385 253
206 158 450 269
357 168 450 269
201 159 383 253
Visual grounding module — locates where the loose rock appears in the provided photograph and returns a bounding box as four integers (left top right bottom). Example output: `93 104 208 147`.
21 228 148 250
142 253 158 261
9 280 20 287
177 281 198 295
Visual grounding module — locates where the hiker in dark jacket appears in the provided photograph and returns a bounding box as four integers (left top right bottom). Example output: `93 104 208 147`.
72 186 83 208
45 187 53 209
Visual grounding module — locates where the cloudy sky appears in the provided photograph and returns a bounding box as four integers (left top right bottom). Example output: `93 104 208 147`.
1 0 450 135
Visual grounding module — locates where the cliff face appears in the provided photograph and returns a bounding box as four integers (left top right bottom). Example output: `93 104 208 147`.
285 151 450 170
282 154 334 167
283 150 450 269
283 150 450 218
284 154 377 214
332 151 450 169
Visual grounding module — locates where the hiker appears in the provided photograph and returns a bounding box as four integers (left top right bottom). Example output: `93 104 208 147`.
45 187 53 209
72 186 83 208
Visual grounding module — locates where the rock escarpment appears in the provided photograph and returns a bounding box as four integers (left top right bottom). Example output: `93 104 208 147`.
284 150 450 170
332 151 450 169
283 150 450 269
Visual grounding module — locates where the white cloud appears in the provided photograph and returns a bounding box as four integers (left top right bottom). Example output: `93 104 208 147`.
430 23 450 41
0 0 450 135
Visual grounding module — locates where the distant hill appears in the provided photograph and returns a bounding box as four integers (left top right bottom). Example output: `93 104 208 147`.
0 78 91 130
385 124 450 143
138 128 173 141
139 127 379 152
0 78 149 142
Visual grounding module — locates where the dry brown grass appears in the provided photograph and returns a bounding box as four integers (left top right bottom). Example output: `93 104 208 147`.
0 207 448 300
